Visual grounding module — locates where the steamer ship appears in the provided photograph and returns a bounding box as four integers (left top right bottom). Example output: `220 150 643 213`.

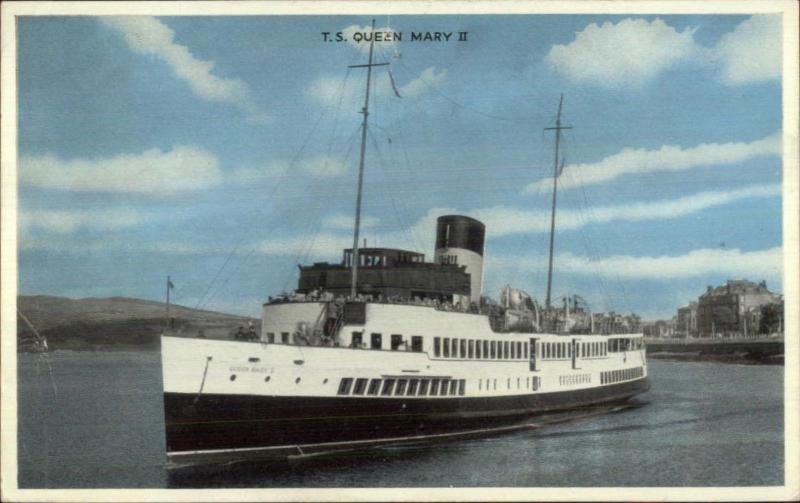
160 21 649 469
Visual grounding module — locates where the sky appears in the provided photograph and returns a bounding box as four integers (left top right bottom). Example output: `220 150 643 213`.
16 14 784 320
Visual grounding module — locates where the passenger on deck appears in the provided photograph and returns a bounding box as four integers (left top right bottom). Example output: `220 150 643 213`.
248 322 258 341
235 326 245 340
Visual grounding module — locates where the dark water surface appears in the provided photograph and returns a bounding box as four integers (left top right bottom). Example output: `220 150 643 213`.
17 351 783 488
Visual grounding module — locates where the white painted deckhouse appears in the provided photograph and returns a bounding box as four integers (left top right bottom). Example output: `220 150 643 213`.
160 21 649 469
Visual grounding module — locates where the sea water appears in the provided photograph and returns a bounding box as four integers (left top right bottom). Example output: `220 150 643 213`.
17 350 783 488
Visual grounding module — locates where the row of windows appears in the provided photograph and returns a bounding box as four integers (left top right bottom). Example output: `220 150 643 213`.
477 376 542 391
601 366 644 384
338 377 466 397
542 341 608 360
350 333 424 352
559 374 591 386
433 337 529 360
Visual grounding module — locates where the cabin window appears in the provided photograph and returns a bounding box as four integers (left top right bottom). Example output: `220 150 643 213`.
439 379 449 396
371 333 382 350
476 341 482 359
458 379 465 396
395 379 408 395
517 342 522 359
419 379 430 396
353 378 368 395
367 379 381 395
491 341 497 359
281 332 290 343
505 342 511 359
430 378 441 396
351 332 363 348
460 339 466 358
493 379 497 390
443 338 450 357
381 379 395 396
411 336 423 352
511 342 516 359
525 342 529 359
507 378 511 389
567 344 571 358
468 340 475 358
434 337 441 357
266 332 275 343
450 380 458 395
391 334 403 350
483 340 489 358
517 377 520 389
338 378 353 395
532 376 540 391
453 338 459 358
407 379 419 395
526 377 530 388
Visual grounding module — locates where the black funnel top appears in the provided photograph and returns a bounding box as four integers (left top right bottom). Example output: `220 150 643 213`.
435 215 486 256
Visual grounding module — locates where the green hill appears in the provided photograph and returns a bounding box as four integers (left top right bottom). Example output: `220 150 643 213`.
17 295 258 351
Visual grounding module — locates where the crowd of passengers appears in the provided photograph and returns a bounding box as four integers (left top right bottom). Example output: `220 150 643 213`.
267 289 482 313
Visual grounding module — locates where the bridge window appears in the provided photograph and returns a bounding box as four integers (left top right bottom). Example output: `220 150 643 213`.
476 340 482 359
491 341 497 359
371 333 382 350
450 380 458 395
453 338 459 358
483 340 489 358
391 334 403 350
411 336 423 352
430 378 440 396
407 379 419 395
443 338 450 357
381 379 395 396
395 379 408 395
353 378 368 395
440 379 450 395
458 379 465 396
418 379 430 395
468 340 475 358
367 379 381 395
460 339 466 358
281 332 290 343
337 378 353 395
434 337 441 357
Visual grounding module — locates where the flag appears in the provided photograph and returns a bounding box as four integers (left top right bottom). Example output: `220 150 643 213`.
168 278 175 289
556 158 566 177
388 69 402 98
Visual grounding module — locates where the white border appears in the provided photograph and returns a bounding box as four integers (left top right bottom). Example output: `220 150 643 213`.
1 1 798 501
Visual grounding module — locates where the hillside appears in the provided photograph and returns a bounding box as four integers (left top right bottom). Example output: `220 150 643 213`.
17 295 258 351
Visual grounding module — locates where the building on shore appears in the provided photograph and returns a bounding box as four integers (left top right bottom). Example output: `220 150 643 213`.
676 301 698 337
642 318 676 338
591 311 641 335
696 279 783 338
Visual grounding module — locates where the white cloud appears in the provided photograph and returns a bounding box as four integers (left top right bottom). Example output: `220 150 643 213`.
525 132 781 193
19 209 147 234
323 213 379 230
547 18 698 88
478 184 781 237
493 246 782 282
399 66 447 98
547 15 781 88
99 16 267 123
711 15 782 85
307 66 446 107
341 24 398 54
20 145 222 194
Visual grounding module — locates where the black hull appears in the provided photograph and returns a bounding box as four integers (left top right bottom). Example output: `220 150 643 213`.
164 377 649 463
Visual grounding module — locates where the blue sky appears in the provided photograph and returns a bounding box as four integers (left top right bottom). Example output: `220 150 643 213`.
16 14 783 320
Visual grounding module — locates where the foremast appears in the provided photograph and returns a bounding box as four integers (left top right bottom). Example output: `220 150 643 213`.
348 19 390 299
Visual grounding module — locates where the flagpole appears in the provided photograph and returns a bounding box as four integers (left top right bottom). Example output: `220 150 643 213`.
166 275 171 331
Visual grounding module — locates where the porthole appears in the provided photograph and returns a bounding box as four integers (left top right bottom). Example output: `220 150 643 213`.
230 374 236 381
295 377 301 384
323 378 329 384
264 376 271 382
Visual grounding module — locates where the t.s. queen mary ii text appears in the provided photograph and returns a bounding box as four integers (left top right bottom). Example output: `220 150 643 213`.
321 31 469 43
